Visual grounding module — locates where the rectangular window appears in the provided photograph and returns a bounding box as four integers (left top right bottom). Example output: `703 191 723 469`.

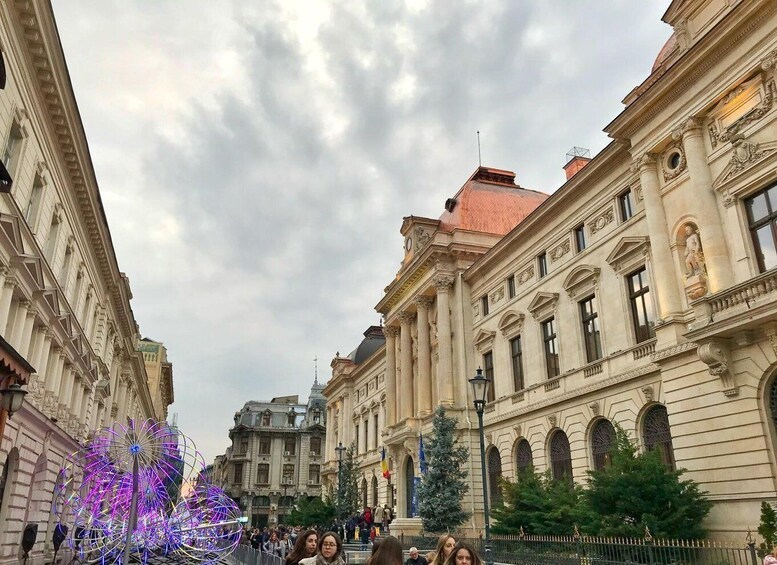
239 439 249 455
510 336 524 391
44 213 60 262
580 296 603 362
574 224 586 252
619 189 634 222
233 463 243 484
257 464 269 484
282 464 294 482
363 417 369 450
2 121 23 180
627 268 656 343
373 413 379 449
259 437 271 454
507 275 516 299
355 424 360 454
542 317 560 378
481 295 489 316
24 174 44 228
538 252 548 278
309 464 321 485
745 184 777 272
261 413 271 426
483 350 495 402
310 437 321 456
284 437 296 455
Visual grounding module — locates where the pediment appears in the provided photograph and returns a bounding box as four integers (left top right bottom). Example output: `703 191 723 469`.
473 329 496 352
58 313 75 337
562 265 600 298
37 287 61 315
527 292 559 320
17 254 44 289
606 236 650 274
497 310 525 339
712 138 777 189
0 213 23 254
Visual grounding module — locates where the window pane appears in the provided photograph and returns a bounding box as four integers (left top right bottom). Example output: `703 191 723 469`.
620 190 633 221
755 223 777 271
748 192 770 223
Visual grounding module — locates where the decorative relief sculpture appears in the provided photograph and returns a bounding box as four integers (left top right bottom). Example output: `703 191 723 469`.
708 79 776 148
517 265 534 285
589 401 600 416
681 223 707 300
490 286 505 304
697 340 738 396
589 207 614 234
642 385 654 403
548 414 557 428
549 240 571 263
414 226 431 252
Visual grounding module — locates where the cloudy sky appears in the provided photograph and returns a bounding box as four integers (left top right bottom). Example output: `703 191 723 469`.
50 1 670 462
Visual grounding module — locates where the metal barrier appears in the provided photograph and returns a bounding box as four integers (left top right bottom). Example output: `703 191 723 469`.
232 544 286 565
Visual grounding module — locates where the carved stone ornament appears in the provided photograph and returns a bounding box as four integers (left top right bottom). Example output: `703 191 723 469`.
549 240 571 263
513 424 522 437
763 48 777 72
642 385 654 403
384 325 400 339
517 265 535 285
681 223 708 300
662 144 687 182
473 303 480 317
589 207 614 234
547 415 557 428
697 340 738 397
589 401 600 416
672 116 703 141
714 134 777 186
433 274 455 291
413 226 431 252
490 286 505 304
764 323 777 358
708 79 776 148
415 296 434 310
485 433 493 445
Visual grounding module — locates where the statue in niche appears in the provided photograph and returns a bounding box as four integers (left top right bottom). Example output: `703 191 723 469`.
683 224 705 276
681 222 707 300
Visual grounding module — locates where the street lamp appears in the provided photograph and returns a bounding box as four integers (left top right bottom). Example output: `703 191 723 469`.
335 442 346 514
0 382 27 417
469 367 493 565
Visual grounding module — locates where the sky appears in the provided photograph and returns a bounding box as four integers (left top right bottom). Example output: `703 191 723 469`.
50 0 671 463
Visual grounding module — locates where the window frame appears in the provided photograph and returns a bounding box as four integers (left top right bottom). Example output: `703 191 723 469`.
542 317 560 379
574 224 586 253
483 350 495 402
507 275 516 299
481 295 490 317
619 189 634 222
627 268 656 343
744 183 777 272
579 295 603 363
257 463 270 485
510 335 524 391
538 252 548 278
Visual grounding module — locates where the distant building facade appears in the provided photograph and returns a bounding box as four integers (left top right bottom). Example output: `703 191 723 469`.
322 0 777 541
222 382 326 527
138 338 175 421
0 2 172 563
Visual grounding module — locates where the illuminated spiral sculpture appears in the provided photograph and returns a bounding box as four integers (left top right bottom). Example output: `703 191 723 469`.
54 419 242 564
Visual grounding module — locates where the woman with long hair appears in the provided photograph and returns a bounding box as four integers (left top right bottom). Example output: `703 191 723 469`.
299 531 345 565
443 542 482 565
286 529 318 565
366 535 402 565
429 534 456 565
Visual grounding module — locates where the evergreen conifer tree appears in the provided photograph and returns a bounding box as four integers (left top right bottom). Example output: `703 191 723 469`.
417 406 471 532
336 443 360 519
758 501 777 557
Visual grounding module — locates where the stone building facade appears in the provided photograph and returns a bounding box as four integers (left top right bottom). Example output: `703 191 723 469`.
222 382 326 528
0 2 172 563
323 0 777 540
139 337 175 422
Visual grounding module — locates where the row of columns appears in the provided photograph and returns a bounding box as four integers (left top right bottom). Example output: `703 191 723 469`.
634 116 733 320
385 274 456 426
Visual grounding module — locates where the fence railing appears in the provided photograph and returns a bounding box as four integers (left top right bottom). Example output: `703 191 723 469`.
395 533 759 565
232 544 286 565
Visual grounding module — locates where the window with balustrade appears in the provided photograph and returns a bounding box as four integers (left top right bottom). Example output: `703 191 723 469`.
745 183 777 272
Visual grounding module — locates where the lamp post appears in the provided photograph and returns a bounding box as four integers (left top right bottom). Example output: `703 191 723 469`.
469 367 493 565
0 381 28 449
335 442 346 515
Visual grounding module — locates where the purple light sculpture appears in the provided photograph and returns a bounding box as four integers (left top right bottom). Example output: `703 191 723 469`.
53 419 242 564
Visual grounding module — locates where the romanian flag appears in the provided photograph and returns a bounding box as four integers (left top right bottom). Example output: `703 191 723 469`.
381 446 390 479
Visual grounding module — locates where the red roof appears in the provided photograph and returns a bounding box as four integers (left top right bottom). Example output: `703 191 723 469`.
438 167 548 235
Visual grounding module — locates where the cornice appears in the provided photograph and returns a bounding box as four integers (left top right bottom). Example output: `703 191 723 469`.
9 1 137 341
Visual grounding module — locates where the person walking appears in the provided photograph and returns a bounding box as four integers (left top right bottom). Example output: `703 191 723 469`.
366 535 402 565
405 547 428 565
443 542 482 565
428 534 456 565
299 532 346 565
286 529 319 565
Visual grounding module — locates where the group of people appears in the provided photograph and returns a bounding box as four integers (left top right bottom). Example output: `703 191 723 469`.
329 505 394 546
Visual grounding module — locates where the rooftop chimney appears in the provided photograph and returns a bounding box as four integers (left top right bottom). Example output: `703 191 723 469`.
563 147 591 180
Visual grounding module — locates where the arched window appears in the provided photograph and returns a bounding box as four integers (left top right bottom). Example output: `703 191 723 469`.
643 405 675 470
550 431 573 484
404 457 414 518
361 477 368 508
487 448 503 505
0 448 19 537
591 419 616 470
515 439 533 476
371 475 378 507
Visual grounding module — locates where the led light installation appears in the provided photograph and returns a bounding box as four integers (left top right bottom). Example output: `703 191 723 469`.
53 419 242 564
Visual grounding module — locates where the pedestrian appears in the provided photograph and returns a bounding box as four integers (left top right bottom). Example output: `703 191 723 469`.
299 531 346 565
282 532 295 558
360 522 370 548
764 547 777 565
405 547 428 565
286 529 318 565
366 535 402 565
374 505 384 532
428 534 456 565
265 531 284 557
443 542 482 565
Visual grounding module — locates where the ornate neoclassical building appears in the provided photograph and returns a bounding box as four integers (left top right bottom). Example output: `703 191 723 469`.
0 2 173 563
324 0 777 540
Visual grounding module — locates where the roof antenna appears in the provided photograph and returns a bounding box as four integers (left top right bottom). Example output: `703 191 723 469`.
314 355 318 385
477 131 482 167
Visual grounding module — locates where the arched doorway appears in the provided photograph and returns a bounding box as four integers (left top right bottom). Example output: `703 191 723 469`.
361 477 368 509
591 419 617 470
371 475 378 507
550 430 573 484
643 404 675 469
0 448 20 538
404 457 415 518
487 447 502 506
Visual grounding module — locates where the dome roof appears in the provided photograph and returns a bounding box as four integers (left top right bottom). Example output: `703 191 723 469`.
438 167 548 235
347 326 385 364
652 33 678 72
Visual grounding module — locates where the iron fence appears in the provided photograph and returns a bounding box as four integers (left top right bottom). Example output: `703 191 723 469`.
232 544 286 565
395 533 759 565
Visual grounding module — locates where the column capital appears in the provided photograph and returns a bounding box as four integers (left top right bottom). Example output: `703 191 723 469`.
414 296 434 310
0 265 8 277
3 276 18 289
26 307 38 318
631 152 658 173
672 116 704 141
18 299 31 309
433 274 455 291
384 325 400 338
398 311 414 324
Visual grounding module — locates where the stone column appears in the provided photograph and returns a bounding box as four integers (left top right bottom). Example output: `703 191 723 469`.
414 297 433 416
19 308 37 359
0 275 16 332
434 274 455 406
34 331 53 383
635 155 682 317
384 326 399 426
116 377 129 423
398 312 414 420
8 299 30 350
342 393 352 446
674 117 734 292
